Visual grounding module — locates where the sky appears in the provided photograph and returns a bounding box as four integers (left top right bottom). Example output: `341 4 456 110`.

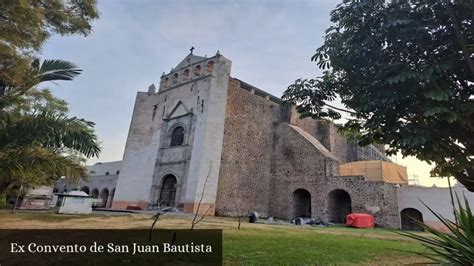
40 0 452 187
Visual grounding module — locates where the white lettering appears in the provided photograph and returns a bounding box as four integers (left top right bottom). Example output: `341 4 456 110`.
27 243 86 253
162 243 212 253
10 243 25 253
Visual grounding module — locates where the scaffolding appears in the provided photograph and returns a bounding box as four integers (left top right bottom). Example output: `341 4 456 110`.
339 160 408 184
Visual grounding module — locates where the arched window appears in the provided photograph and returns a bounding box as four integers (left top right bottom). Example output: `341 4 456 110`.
182 68 190 82
205 61 214 75
159 175 177 207
171 73 179 85
162 77 169 89
170 126 184 147
194 65 201 77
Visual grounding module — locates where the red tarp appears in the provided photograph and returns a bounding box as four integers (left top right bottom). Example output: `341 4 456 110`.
346 213 375 228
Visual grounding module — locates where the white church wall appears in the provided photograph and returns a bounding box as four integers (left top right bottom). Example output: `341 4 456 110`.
183 56 231 214
397 185 474 230
113 53 231 213
112 92 162 209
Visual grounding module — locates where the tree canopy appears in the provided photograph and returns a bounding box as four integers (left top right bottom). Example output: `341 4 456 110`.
282 0 474 190
0 0 98 95
0 0 100 197
0 69 100 195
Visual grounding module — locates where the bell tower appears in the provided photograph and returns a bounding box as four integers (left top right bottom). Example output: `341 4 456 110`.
113 49 232 214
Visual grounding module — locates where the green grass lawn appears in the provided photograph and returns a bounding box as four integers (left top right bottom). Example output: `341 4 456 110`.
0 212 429 265
223 226 426 265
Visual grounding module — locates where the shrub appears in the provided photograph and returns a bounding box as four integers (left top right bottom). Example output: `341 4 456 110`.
398 195 474 264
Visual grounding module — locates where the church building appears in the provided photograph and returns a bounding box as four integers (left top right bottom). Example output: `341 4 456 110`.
109 51 473 229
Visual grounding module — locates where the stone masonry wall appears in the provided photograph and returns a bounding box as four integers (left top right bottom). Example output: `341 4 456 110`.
215 78 283 217
270 122 339 219
271 123 399 227
289 109 387 162
215 79 398 226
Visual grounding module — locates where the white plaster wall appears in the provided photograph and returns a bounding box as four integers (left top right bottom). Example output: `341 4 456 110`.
150 66 213 204
184 56 231 205
113 92 162 205
87 161 122 176
114 53 231 210
55 174 118 194
397 185 474 227
58 197 93 214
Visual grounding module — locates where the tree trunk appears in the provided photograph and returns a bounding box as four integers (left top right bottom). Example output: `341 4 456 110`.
454 167 474 192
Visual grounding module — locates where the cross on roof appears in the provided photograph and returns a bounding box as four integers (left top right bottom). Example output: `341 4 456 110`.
190 46 195 54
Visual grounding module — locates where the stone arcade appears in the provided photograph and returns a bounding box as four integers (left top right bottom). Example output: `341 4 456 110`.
90 51 471 229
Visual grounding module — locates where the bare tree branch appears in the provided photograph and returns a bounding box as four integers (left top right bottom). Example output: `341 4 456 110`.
149 198 165 241
191 163 212 230
194 206 212 226
324 103 357 115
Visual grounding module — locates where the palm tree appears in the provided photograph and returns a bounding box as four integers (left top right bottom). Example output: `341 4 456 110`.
34 59 82 83
0 59 82 110
0 58 100 197
0 112 100 195
1 59 81 96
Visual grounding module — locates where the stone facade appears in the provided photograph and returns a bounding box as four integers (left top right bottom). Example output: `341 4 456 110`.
214 77 397 227
109 52 423 228
112 52 231 214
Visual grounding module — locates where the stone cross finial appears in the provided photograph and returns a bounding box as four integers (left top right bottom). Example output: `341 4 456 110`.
190 46 195 54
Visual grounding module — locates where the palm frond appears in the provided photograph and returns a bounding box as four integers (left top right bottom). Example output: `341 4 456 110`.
37 59 82 82
0 111 101 158
0 146 88 188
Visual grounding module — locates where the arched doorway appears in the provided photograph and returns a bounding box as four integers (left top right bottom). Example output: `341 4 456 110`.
159 175 177 207
292 189 311 218
91 188 99 199
100 188 109 208
401 208 424 231
80 186 90 195
328 189 352 223
107 188 115 208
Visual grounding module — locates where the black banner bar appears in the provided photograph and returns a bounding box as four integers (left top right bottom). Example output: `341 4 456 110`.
0 229 222 265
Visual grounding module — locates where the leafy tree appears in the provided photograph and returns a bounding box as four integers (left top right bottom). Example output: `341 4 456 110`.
0 1 99 199
0 0 98 96
0 59 98 196
283 0 474 190
0 111 100 195
0 59 81 112
0 85 100 195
